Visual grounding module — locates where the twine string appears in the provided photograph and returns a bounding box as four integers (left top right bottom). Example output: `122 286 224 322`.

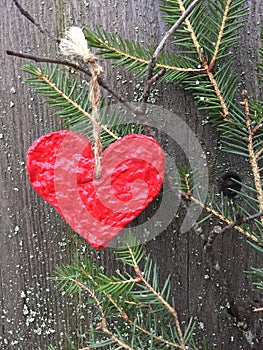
59 27 104 178
85 56 103 179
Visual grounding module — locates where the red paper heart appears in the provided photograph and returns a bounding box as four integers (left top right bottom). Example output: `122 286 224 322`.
26 131 165 248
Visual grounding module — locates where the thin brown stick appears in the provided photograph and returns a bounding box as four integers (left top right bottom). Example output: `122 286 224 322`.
242 90 263 226
204 212 263 251
6 50 129 107
142 68 166 103
142 0 202 104
152 0 203 61
12 0 59 42
219 211 263 235
203 226 222 252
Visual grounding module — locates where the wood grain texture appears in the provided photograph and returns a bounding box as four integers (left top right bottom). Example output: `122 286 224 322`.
1 0 262 349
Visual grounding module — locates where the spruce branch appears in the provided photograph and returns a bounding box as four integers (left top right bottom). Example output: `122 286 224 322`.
69 278 134 350
241 90 263 225
176 0 230 118
127 244 186 350
209 0 232 69
83 28 205 74
59 252 190 350
180 190 262 246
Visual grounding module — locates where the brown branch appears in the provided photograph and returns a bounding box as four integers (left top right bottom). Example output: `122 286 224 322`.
218 211 263 237
203 226 222 252
12 0 59 42
141 0 202 104
9 2 132 109
242 90 263 225
152 0 203 62
6 50 130 107
142 68 166 103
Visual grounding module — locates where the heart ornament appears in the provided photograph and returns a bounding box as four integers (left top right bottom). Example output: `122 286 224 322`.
26 131 165 248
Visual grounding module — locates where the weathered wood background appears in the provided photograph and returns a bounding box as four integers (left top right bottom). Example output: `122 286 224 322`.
1 0 262 349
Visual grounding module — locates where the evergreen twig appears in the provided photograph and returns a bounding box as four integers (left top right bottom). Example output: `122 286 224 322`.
241 90 263 225
32 66 119 140
59 247 189 350
176 0 230 118
69 278 134 350
209 0 232 69
127 244 186 350
180 190 262 246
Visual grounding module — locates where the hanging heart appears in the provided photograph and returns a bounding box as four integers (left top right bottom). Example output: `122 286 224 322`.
26 131 165 249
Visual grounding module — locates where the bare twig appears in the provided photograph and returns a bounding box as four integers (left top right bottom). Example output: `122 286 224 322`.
204 226 222 252
141 0 202 104
6 50 129 107
9 1 132 110
152 0 203 62
142 68 166 103
12 0 59 42
254 307 263 312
